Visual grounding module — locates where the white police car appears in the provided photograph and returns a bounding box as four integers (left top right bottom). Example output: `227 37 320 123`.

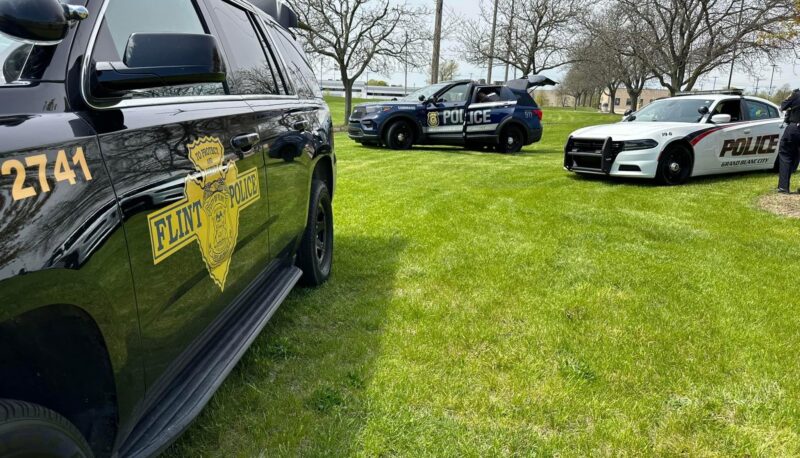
564 90 784 185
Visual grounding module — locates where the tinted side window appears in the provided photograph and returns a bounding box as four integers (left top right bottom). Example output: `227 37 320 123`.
269 25 322 99
92 0 224 98
208 0 280 95
746 100 778 120
713 99 742 122
474 86 503 103
499 87 517 102
439 83 469 103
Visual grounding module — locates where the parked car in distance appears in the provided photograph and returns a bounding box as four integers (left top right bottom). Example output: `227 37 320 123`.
348 76 557 153
564 90 784 185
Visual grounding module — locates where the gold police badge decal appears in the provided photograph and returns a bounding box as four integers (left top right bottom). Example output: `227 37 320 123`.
147 136 261 291
427 111 440 128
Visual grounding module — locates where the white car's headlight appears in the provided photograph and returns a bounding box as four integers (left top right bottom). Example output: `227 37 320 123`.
622 139 659 151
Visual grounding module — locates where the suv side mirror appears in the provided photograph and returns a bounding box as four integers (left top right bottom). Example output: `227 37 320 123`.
418 95 426 102
0 0 88 44
698 106 710 115
710 113 731 124
92 33 226 97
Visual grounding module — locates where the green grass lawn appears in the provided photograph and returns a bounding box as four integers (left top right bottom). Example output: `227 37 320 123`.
166 103 800 456
324 95 376 126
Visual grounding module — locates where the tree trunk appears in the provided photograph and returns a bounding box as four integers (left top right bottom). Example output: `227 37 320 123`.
343 79 354 125
623 79 644 111
607 86 617 114
628 89 640 111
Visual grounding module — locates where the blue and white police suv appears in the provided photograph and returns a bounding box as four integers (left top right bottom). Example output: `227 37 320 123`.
564 90 784 185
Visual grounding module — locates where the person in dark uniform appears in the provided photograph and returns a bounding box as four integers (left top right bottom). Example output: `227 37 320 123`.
778 89 800 193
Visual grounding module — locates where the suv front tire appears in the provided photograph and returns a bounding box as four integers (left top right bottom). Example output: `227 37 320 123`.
385 120 415 150
297 179 334 286
0 399 93 458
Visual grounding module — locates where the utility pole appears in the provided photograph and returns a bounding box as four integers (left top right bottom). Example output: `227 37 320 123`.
727 0 744 89
769 64 778 94
754 77 760 95
487 0 499 83
712 76 718 91
504 0 515 82
404 31 409 96
727 52 736 89
431 0 444 84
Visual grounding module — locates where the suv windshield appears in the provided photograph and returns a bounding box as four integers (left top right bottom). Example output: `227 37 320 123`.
0 35 32 85
629 98 714 123
402 82 451 102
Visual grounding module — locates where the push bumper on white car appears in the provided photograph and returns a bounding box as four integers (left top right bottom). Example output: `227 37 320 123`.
563 137 660 179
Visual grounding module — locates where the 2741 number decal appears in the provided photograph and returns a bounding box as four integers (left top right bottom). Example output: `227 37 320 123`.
1 147 93 201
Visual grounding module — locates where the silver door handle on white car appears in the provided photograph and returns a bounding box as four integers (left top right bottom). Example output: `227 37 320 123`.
743 129 751 135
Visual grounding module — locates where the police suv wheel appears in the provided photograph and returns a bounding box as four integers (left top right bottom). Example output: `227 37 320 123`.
0 399 93 458
498 125 524 154
297 179 333 286
656 145 693 185
385 121 414 150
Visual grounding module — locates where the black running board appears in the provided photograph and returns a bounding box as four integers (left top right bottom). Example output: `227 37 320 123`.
118 264 303 458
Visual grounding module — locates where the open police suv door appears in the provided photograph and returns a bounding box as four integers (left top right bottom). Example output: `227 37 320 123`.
505 75 559 93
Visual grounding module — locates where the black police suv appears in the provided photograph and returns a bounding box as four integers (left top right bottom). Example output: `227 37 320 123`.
348 76 557 153
0 0 335 456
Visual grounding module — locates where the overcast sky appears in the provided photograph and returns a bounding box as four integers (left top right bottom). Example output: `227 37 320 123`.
320 0 800 93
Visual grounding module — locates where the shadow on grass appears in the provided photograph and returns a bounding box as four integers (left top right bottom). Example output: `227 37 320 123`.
353 143 560 159
164 234 407 455
565 168 778 189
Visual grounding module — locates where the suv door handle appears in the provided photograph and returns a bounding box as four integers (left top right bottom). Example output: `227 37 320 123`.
743 129 752 135
293 120 310 132
231 133 260 151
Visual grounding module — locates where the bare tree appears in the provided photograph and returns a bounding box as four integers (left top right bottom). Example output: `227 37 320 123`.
458 0 584 78
561 62 601 110
571 40 623 113
429 59 460 82
581 8 652 111
616 0 797 95
290 0 429 123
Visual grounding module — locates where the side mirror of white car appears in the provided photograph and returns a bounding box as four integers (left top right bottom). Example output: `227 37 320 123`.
710 114 731 124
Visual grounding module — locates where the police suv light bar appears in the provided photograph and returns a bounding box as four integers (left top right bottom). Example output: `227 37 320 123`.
675 89 744 97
